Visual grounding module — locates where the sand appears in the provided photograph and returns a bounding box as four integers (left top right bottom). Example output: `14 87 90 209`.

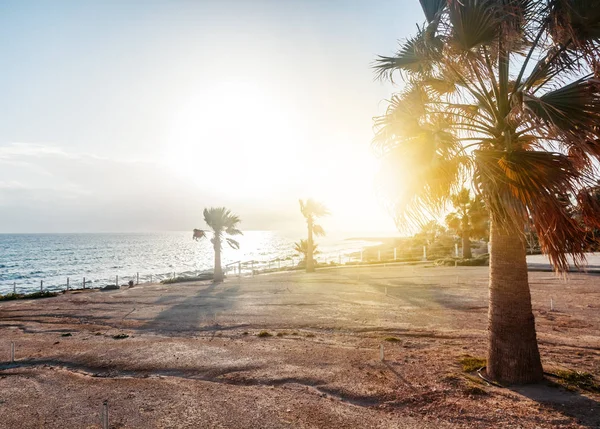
0 264 598 428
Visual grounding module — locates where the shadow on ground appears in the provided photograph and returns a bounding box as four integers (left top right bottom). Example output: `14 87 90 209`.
513 383 600 428
142 282 241 335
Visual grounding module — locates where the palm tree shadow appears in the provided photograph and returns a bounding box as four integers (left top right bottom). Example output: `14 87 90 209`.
512 383 600 428
142 282 241 335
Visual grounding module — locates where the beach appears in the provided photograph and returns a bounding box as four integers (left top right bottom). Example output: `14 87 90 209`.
0 264 598 428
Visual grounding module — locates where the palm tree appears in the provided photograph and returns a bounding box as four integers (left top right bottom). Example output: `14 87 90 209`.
294 239 320 266
445 188 488 259
373 1 600 384
196 207 242 282
299 199 329 273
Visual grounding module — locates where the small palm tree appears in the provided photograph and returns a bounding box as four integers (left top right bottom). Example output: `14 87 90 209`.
374 1 600 383
299 199 329 273
195 207 242 282
445 189 488 259
294 239 320 266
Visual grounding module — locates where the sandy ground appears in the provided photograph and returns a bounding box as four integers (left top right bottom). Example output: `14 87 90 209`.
0 264 599 429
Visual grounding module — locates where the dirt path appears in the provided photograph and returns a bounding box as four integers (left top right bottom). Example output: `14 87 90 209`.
0 265 598 428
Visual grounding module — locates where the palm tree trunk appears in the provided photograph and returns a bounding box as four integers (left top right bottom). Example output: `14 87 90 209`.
213 236 223 282
306 221 314 273
487 218 543 384
462 231 472 259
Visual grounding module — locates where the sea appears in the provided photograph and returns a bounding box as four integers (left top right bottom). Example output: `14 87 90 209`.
0 232 377 295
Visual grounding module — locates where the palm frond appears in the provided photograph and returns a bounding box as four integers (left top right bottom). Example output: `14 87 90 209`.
475 149 587 271
523 78 600 136
226 227 243 236
419 0 447 23
225 238 240 250
312 224 326 237
548 0 600 53
203 207 242 236
299 199 329 219
447 0 501 51
373 29 441 81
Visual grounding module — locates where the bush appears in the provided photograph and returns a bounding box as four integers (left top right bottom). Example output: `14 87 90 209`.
161 273 213 284
435 254 489 267
0 291 58 301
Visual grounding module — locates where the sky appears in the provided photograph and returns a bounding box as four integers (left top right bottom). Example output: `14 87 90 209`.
0 0 424 235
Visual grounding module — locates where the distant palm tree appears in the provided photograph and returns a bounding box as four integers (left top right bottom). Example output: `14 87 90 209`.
373 1 600 383
196 207 242 282
294 239 320 266
445 189 488 259
299 199 329 273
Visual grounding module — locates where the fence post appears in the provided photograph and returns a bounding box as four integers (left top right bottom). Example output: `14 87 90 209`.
455 243 459 258
40 280 43 292
116 275 118 287
394 248 397 261
13 282 16 294
238 262 241 277
83 277 86 289
101 400 109 429
251 261 254 276
422 246 427 261
378 250 381 262
67 277 70 291
150 274 153 283
136 272 139 285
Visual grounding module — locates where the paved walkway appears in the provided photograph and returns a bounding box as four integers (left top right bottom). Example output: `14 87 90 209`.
527 252 600 272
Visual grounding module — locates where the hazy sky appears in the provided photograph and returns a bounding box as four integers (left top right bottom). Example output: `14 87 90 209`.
0 0 423 234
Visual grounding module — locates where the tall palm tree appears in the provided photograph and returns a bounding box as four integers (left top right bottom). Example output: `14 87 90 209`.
374 0 600 384
445 188 488 258
197 207 242 282
294 239 320 266
299 199 329 273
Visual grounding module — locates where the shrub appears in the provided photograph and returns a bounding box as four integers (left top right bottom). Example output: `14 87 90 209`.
161 273 213 284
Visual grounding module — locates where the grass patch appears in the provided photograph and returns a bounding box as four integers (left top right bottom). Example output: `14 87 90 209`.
257 331 272 338
305 333 315 338
459 355 486 372
550 370 600 393
463 382 487 396
161 273 213 284
276 332 288 337
291 332 299 336
112 333 129 340
61 333 72 337
384 337 401 343
441 372 461 386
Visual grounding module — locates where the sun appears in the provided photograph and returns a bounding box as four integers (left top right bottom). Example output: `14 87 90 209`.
164 78 299 196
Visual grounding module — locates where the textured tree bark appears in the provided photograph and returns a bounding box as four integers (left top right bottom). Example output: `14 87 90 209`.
306 221 315 273
462 232 472 259
213 236 223 282
487 218 543 384
461 214 472 259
